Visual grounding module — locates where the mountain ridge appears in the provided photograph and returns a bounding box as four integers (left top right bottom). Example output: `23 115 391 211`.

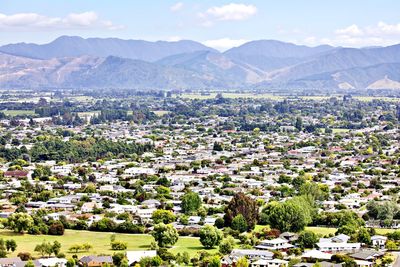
0 36 399 90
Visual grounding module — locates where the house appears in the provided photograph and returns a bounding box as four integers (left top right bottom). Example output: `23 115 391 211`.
0 257 23 267
293 262 343 267
251 259 288 267
255 238 294 250
126 250 157 265
81 202 102 213
316 241 361 253
230 249 273 260
79 255 113 267
350 250 384 262
301 249 332 261
279 232 299 242
4 170 29 179
36 257 67 267
354 260 374 267
371 235 387 249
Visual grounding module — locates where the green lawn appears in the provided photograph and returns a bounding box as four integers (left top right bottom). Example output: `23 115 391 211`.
256 225 397 236
0 109 35 116
0 229 215 258
153 110 170 116
305 226 396 236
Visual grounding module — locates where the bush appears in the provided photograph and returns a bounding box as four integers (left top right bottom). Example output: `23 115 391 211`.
111 241 127 250
48 221 65 235
18 252 32 261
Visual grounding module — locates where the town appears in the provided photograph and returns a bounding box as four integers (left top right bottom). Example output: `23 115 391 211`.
0 90 399 267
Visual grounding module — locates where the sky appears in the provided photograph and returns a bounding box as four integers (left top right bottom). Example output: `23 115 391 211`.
0 0 400 51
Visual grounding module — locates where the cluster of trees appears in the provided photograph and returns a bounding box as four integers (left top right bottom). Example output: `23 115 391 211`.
0 238 17 257
365 200 400 226
34 241 61 257
260 196 315 232
6 212 65 236
30 137 153 162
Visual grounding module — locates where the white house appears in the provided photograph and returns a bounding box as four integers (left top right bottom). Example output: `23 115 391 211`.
126 250 157 265
371 235 387 249
255 238 294 250
251 259 288 267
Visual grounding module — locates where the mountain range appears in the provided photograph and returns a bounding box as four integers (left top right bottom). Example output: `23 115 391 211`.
0 36 399 90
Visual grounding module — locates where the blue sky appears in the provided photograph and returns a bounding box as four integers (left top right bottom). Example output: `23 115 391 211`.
1 0 399 50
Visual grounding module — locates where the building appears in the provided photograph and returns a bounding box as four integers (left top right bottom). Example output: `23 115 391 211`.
371 235 387 249
79 255 113 267
126 250 157 265
255 238 294 250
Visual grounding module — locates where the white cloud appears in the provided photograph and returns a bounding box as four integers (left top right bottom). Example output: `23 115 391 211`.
170 2 184 12
335 24 364 36
0 11 123 30
198 3 257 26
202 38 249 51
368 21 400 36
167 36 183 42
311 21 400 47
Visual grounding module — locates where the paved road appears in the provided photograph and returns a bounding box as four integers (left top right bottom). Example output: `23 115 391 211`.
392 252 400 267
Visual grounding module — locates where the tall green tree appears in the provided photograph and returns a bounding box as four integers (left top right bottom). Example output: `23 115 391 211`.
181 191 202 215
199 225 223 249
151 223 179 248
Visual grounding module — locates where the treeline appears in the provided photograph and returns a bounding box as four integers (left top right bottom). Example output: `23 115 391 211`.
90 109 157 124
0 137 153 162
30 137 153 162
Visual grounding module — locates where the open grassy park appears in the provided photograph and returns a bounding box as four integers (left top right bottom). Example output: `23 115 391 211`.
0 229 216 258
2 226 396 258
0 109 36 116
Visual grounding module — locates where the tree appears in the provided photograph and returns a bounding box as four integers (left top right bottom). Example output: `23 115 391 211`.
236 257 249 267
231 214 248 233
68 244 82 253
219 236 235 254
25 261 35 267
7 213 34 233
295 117 303 131
5 239 17 252
386 240 398 250
208 256 221 267
181 191 202 215
52 241 62 255
66 258 75 267
120 258 129 267
224 193 259 230
297 231 318 249
34 241 54 257
152 209 176 224
17 252 31 261
357 228 371 245
262 197 313 232
151 223 179 248
199 225 223 249
112 252 126 266
48 221 65 235
82 243 93 252
111 241 127 250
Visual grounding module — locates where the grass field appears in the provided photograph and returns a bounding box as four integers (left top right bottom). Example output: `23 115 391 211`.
0 109 35 116
305 226 396 236
0 229 216 258
255 225 397 236
153 110 170 116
